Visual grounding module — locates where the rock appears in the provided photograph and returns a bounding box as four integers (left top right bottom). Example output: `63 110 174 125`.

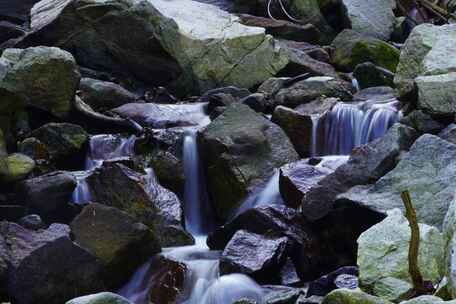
79 78 139 112
439 124 456 145
357 209 444 291
30 123 89 166
338 135 456 228
112 102 209 129
331 30 400 72
443 197 456 298
322 289 392 304
87 162 192 246
207 205 307 251
17 171 77 222
200 103 299 221
19 0 182 90
400 296 452 304
0 153 35 183
338 0 395 40
0 222 104 304
0 21 25 44
241 93 269 113
0 47 80 118
394 24 456 98
279 157 347 209
279 258 301 287
70 203 161 288
271 106 313 157
200 86 251 103
415 73 456 115
278 41 338 78
353 62 394 89
220 230 288 284
237 14 320 43
18 214 45 230
66 292 132 304
263 285 303 304
18 137 50 162
302 123 418 221
145 256 187 304
273 77 353 109
400 110 447 134
308 266 359 296
372 277 412 302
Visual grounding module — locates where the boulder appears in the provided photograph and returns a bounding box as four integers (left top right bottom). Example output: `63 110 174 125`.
400 110 447 134
219 230 288 284
30 123 89 166
273 76 353 109
271 106 313 157
279 157 347 209
79 78 139 112
307 266 359 296
353 62 394 89
70 203 161 288
443 197 456 298
19 0 182 89
331 30 400 72
415 73 456 115
87 162 192 246
338 0 395 40
394 24 456 98
66 292 132 304
0 153 35 183
17 171 77 222
372 277 412 302
439 124 456 145
357 209 444 292
338 135 456 228
400 296 453 304
18 214 45 230
322 289 392 304
0 222 104 304
200 103 299 221
0 47 80 118
302 123 418 221
112 102 209 129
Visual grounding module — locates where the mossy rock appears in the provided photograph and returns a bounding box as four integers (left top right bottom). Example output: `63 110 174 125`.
0 153 35 183
322 289 393 304
332 30 400 72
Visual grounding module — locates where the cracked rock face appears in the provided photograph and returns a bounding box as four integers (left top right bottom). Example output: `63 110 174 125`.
151 0 289 94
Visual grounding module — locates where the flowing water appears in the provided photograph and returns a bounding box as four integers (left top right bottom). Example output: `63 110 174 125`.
71 134 136 204
311 98 401 156
193 0 235 11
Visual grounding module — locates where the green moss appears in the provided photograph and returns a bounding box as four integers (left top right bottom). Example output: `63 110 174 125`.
351 41 400 72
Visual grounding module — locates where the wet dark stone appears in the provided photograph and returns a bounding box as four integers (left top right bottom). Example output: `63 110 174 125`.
307 266 358 296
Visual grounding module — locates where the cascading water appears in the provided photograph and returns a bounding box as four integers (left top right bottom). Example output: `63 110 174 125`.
311 98 402 156
72 134 136 204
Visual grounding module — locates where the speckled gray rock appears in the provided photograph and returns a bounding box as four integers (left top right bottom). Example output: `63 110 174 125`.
415 73 456 115
357 209 444 291
338 134 456 228
322 289 392 304
439 124 456 145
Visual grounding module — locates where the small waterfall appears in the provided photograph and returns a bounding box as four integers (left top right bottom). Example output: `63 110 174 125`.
72 134 136 204
352 78 360 92
311 98 401 156
118 260 153 304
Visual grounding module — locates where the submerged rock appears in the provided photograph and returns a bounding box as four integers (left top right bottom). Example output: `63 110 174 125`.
66 292 132 304
87 162 192 246
220 230 288 284
70 203 161 289
357 209 444 292
200 103 299 221
0 47 80 118
338 134 456 228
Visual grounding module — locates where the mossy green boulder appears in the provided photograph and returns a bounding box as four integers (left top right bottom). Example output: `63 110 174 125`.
0 153 35 183
66 292 132 304
322 289 392 304
331 30 400 72
357 209 444 293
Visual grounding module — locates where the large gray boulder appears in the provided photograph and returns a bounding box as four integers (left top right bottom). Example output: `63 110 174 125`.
199 103 299 221
302 123 418 221
0 222 104 304
394 24 456 100
415 73 456 115
338 134 456 228
87 162 192 246
357 209 444 293
339 0 395 40
0 47 79 118
70 203 161 289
